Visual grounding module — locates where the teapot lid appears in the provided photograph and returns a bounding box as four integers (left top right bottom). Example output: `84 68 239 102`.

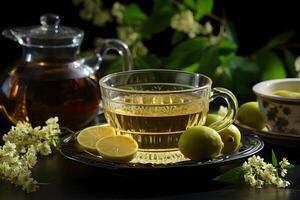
5 14 84 47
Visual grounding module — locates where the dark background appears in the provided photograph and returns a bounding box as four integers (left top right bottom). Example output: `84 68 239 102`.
0 0 300 130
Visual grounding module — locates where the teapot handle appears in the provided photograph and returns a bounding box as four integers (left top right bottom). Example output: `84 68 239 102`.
96 39 133 72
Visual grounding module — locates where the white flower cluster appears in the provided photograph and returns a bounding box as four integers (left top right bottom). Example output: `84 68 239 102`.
111 2 148 57
0 117 61 193
73 0 112 26
242 155 291 188
170 10 213 38
294 56 300 76
112 2 125 24
116 26 148 57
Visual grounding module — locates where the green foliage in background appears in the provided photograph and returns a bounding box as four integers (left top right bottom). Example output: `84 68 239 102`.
73 0 299 101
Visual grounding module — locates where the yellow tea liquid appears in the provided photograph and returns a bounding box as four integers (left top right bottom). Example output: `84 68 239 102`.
104 94 207 152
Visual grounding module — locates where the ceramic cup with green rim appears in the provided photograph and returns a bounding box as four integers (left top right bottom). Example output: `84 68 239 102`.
99 69 238 164
253 78 300 135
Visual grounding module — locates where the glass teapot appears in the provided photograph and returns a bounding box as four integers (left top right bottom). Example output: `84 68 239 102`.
0 14 133 130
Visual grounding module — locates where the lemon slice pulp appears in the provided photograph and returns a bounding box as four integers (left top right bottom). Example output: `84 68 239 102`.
77 124 116 154
96 135 138 163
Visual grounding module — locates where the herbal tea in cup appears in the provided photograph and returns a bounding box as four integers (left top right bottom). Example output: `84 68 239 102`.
99 69 238 164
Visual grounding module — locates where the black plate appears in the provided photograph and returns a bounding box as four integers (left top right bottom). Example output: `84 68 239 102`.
235 121 300 148
59 131 264 172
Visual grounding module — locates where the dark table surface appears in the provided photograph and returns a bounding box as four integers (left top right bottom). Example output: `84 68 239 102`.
1 115 300 200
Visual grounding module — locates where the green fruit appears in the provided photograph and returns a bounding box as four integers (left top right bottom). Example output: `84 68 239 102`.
204 114 222 126
178 126 224 161
272 90 300 98
219 124 241 154
237 101 265 130
205 114 242 154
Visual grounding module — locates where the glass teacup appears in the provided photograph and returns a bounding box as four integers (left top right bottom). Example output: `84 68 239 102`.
99 69 238 164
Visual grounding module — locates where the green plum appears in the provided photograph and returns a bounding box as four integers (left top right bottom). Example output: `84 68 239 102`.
178 126 224 161
237 101 265 130
204 113 222 126
205 113 241 154
219 124 241 154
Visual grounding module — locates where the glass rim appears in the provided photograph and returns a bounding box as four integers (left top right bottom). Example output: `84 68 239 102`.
99 69 212 94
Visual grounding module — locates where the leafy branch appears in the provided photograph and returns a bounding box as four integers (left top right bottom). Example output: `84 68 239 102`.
73 0 300 101
214 150 294 188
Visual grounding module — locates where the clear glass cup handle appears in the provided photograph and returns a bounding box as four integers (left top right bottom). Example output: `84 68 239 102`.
208 87 238 131
96 39 133 71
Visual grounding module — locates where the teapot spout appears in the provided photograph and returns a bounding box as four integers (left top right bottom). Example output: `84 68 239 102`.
81 54 101 73
2 28 19 43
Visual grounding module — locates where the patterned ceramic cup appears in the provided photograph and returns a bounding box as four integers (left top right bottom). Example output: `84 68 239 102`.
253 78 300 135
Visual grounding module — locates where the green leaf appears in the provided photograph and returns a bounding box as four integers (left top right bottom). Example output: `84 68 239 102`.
285 164 295 169
195 0 214 20
253 50 287 81
183 0 195 9
102 57 123 75
265 31 295 49
218 38 238 56
214 66 233 90
134 54 161 69
229 56 259 99
182 63 200 72
124 3 147 24
198 46 219 77
141 0 175 35
272 149 278 167
165 37 209 69
217 56 259 100
213 166 245 184
229 56 259 73
171 31 186 45
224 20 238 43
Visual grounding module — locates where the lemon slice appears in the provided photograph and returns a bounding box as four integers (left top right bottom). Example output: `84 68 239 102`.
96 135 138 163
77 124 116 154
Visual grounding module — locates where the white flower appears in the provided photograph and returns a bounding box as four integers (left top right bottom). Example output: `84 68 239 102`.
112 2 126 24
2 141 16 151
23 146 37 168
256 180 264 188
116 26 148 57
93 9 112 26
209 35 222 45
0 117 61 193
202 21 213 35
248 155 265 168
294 56 300 72
281 169 287 177
38 142 52 156
244 174 257 187
264 163 276 174
22 178 39 193
170 10 202 38
132 41 148 57
279 158 291 169
241 155 292 189
117 26 140 46
218 106 228 117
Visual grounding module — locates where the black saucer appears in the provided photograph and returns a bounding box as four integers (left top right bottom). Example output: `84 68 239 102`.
235 121 300 148
59 130 264 176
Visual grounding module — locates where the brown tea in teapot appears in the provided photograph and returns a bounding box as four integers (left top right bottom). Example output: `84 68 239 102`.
0 58 100 130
